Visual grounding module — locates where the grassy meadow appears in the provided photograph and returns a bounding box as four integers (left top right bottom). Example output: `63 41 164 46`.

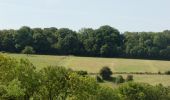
3 53 170 86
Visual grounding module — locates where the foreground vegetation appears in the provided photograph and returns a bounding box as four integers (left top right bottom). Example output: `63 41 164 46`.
0 25 170 59
0 54 170 100
5 53 170 86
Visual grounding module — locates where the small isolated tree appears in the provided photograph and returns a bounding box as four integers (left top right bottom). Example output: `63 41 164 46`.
22 46 35 55
99 66 112 80
126 75 133 82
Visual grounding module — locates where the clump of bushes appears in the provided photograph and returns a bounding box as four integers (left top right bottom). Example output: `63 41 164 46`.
165 70 170 75
116 82 170 100
126 75 133 82
99 66 113 80
115 75 125 84
99 67 134 84
75 70 88 76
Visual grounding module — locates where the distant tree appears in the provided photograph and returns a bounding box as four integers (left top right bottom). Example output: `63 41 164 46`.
0 30 16 52
100 44 111 57
78 28 97 56
32 28 57 54
153 34 167 48
96 25 121 57
15 26 33 51
22 46 35 55
55 28 81 54
165 70 170 75
99 66 112 80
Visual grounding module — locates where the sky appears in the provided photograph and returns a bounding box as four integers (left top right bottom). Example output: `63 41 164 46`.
0 0 169 32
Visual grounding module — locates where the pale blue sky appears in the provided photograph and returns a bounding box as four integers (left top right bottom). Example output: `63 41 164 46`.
0 0 169 32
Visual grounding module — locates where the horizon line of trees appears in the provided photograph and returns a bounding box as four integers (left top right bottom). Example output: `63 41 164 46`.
0 25 170 59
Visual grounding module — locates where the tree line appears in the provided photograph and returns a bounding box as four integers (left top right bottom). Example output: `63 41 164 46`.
0 54 170 100
0 25 170 59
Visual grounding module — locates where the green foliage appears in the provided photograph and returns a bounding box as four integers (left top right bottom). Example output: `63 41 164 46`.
1 54 170 100
38 66 69 99
100 44 112 57
55 28 81 54
116 82 170 100
0 26 170 59
165 70 170 75
99 66 113 80
15 26 33 51
126 75 133 82
0 54 17 83
15 59 40 98
96 75 103 82
115 75 125 84
22 46 35 55
3 79 25 99
0 55 40 99
67 72 99 99
75 70 88 76
95 86 119 100
33 27 57 54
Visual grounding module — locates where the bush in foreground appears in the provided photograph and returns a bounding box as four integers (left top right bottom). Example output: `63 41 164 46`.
116 82 170 100
1 54 170 100
0 54 118 100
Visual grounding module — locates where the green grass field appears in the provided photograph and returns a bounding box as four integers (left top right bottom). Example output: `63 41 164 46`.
3 53 170 86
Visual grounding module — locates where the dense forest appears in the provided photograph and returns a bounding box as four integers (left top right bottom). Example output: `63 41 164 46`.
0 25 170 59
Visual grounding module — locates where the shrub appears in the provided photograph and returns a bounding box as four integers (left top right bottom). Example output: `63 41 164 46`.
165 70 170 75
99 66 112 80
75 70 88 76
116 82 150 100
96 86 119 100
96 75 103 82
126 75 133 82
158 71 161 74
22 46 35 55
116 82 170 100
115 75 124 84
